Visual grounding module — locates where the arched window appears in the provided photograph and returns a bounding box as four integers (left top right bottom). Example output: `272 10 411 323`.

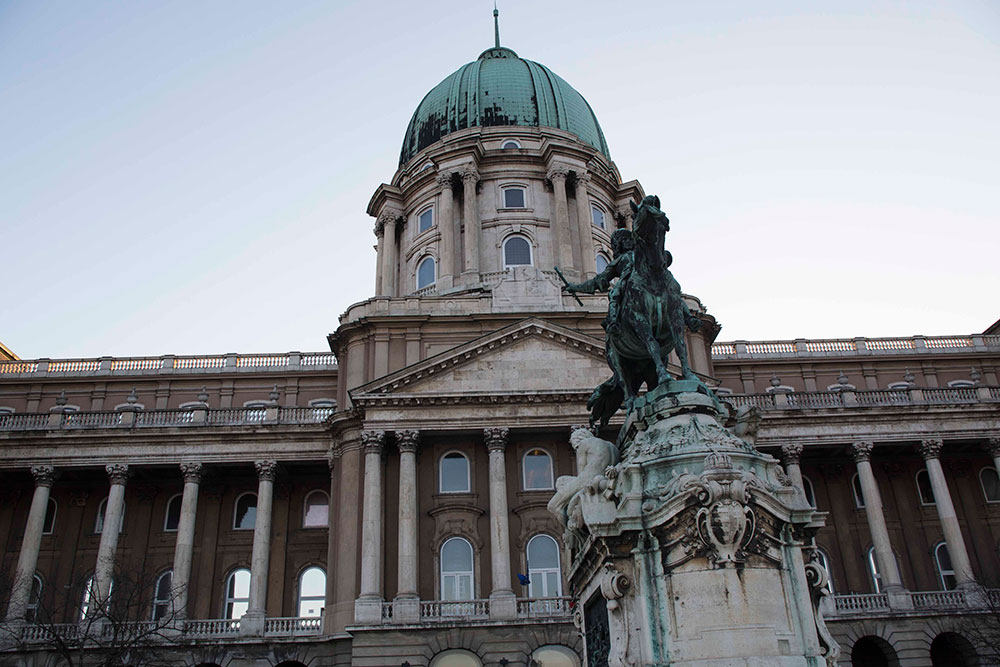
501 139 521 150
916 469 935 505
417 206 434 233
164 494 182 531
523 449 554 490
42 498 57 535
867 547 882 593
502 186 526 208
503 236 532 268
152 570 173 621
297 566 326 617
26 575 42 623
79 575 100 620
233 493 257 530
430 650 483 667
591 204 605 229
934 542 956 590
801 475 816 507
439 452 470 493
530 646 580 667
95 498 125 534
815 548 834 594
595 253 609 273
440 537 474 601
852 474 865 508
526 534 563 598
224 568 251 619
417 256 436 290
303 490 329 528
980 467 1000 502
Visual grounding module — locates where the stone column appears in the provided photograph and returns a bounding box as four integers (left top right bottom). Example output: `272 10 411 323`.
379 210 400 297
918 438 975 588
547 165 575 273
851 442 907 602
485 427 516 619
986 436 1000 477
5 465 54 622
573 172 598 277
460 167 480 282
355 430 385 624
393 430 420 622
241 459 276 635
781 443 807 502
170 462 202 621
374 219 385 295
437 172 456 287
93 464 129 612
323 452 339 634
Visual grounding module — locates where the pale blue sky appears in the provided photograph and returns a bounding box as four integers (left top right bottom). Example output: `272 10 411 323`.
1 1 998 358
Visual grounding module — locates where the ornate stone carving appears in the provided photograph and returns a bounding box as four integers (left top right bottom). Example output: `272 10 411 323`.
361 430 385 455
548 429 619 530
985 436 1000 458
599 563 637 666
546 164 570 182
436 172 453 189
180 461 204 483
106 463 130 485
918 438 943 460
459 166 479 185
851 441 874 463
733 405 762 446
376 209 402 237
31 465 55 487
396 429 420 453
254 460 278 481
692 454 757 566
483 427 509 452
781 443 804 465
614 204 633 227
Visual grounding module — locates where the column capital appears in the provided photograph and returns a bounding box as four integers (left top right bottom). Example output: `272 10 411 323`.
254 460 278 481
614 204 633 227
985 436 1000 458
459 166 480 184
546 164 570 183
484 427 509 452
397 429 420 453
361 430 385 455
436 172 454 189
377 208 403 230
106 463 130 485
918 438 944 460
30 465 55 488
180 461 204 483
575 171 590 185
781 443 804 464
851 441 874 463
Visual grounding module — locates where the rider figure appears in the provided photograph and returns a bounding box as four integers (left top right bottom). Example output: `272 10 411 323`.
564 228 634 336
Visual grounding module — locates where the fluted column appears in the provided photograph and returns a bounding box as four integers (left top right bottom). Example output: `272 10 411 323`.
379 210 401 297
437 173 456 285
547 165 575 273
93 464 129 612
986 436 1000 478
781 443 807 502
394 430 420 622
241 460 276 634
460 167 480 282
355 430 385 624
573 173 598 277
170 462 202 621
374 220 385 295
5 465 54 622
485 427 516 619
919 438 975 588
851 442 905 597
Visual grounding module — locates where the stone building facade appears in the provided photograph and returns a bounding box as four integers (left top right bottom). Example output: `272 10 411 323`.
1 37 999 667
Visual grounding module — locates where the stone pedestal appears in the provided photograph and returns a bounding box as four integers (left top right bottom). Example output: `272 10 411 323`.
551 383 836 667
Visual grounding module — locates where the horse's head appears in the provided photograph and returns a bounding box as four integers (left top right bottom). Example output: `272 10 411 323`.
629 195 669 235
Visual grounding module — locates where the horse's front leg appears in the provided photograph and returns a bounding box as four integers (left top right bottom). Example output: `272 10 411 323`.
606 343 637 414
670 308 698 381
631 312 672 386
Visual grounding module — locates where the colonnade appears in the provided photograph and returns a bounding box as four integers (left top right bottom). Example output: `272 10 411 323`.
374 161 602 298
354 426 518 623
780 437 998 605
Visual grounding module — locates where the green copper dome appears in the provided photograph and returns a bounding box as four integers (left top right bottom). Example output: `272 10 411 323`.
399 46 611 166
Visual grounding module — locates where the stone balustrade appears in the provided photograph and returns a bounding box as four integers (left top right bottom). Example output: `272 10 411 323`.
0 352 337 378
374 598 572 626
712 334 1000 359
827 590 998 618
721 386 998 411
0 406 335 432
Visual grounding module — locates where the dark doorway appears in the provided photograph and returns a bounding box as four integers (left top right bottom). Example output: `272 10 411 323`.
931 632 978 667
851 636 900 667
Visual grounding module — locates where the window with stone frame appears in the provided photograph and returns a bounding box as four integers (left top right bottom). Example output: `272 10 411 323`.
233 492 257 530
440 537 474 601
591 204 606 229
297 566 326 617
916 469 935 505
526 534 562 598
801 474 816 507
934 542 957 590
164 493 182 531
42 498 57 534
851 474 865 508
595 253 609 273
417 206 434 233
980 467 1000 502
151 570 172 621
502 186 526 208
503 235 532 268
439 452 470 493
224 568 250 619
417 256 436 289
302 490 329 528
522 449 554 490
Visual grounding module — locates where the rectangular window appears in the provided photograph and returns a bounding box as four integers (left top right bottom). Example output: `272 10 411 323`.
418 208 433 233
503 188 526 208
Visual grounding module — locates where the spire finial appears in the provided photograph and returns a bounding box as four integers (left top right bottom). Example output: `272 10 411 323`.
494 1 501 48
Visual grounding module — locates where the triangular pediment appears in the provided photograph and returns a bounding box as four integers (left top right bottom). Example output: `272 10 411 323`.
352 318 608 400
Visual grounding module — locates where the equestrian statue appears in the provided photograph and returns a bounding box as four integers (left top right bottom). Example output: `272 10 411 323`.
559 195 705 429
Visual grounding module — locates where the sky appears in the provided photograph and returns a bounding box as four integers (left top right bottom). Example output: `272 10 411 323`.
1 1 998 359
